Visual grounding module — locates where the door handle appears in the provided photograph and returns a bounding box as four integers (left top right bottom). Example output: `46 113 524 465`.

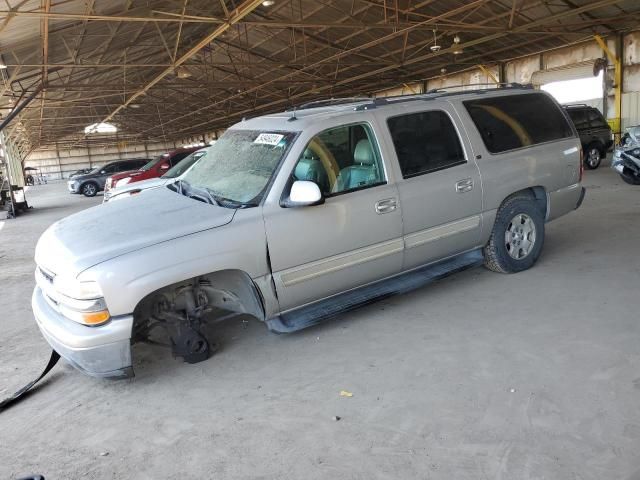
455 178 473 194
375 198 397 214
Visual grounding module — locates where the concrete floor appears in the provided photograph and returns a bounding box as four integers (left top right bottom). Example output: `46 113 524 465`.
1 165 639 480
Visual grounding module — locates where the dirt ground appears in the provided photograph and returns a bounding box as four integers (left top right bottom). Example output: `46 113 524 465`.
1 164 640 479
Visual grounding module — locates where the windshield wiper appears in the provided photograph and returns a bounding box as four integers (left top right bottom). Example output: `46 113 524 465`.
170 178 190 195
205 188 257 209
169 179 216 205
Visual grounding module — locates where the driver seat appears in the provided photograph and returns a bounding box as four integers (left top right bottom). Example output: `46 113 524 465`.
333 139 378 192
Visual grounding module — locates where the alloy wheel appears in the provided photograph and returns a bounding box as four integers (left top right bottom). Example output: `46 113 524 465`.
504 213 537 260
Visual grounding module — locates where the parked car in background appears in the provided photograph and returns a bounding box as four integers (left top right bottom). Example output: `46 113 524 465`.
104 147 200 197
612 125 640 185
67 158 149 197
34 87 585 378
68 168 92 179
564 104 613 169
104 147 210 203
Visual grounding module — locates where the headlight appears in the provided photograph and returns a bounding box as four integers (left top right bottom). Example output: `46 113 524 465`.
54 275 103 300
36 268 111 326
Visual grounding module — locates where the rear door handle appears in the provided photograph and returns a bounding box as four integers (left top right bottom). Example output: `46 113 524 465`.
375 198 397 214
455 178 473 193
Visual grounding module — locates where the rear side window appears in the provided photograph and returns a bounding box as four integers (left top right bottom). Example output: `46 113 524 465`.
387 110 466 178
587 109 608 128
464 93 573 154
119 161 140 171
566 108 589 129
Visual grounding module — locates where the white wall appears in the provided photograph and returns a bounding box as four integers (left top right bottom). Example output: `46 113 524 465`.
25 140 178 180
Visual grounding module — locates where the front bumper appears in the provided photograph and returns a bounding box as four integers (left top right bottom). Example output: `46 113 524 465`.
67 181 79 193
32 286 134 378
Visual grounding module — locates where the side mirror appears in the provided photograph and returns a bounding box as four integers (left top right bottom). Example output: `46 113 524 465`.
160 163 170 170
100 170 106 174
283 180 324 207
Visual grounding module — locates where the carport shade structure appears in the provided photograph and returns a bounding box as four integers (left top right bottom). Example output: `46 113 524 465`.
0 0 638 153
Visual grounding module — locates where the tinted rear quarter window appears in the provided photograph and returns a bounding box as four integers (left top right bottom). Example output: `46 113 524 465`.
587 109 608 128
464 93 573 154
566 108 589 130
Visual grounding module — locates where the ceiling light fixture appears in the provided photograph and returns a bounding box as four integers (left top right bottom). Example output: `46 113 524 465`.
430 28 441 53
0 64 7 69
175 66 192 79
452 35 463 55
262 0 275 6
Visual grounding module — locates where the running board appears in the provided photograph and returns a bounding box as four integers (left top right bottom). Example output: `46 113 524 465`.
266 249 484 334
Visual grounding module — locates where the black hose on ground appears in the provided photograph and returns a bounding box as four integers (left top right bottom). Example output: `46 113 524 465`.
0 350 60 413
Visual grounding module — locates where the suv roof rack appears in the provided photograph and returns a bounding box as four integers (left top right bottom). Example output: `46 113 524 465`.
352 83 534 111
288 83 534 113
288 97 371 111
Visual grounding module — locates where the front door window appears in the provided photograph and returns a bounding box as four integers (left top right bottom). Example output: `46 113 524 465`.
293 123 385 195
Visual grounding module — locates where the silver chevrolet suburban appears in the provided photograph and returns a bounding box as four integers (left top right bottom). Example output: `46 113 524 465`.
32 86 585 378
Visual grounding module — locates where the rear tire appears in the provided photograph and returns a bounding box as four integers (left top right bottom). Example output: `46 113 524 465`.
484 195 545 274
82 182 98 197
620 171 640 185
584 143 603 170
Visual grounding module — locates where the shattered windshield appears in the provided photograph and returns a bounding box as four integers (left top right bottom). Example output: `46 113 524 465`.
178 130 297 205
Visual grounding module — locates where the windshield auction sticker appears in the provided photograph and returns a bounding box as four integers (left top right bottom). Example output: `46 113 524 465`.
254 133 285 146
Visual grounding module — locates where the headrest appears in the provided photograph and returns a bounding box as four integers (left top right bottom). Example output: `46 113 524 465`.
354 139 375 165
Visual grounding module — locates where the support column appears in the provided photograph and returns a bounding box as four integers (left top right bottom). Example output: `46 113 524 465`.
55 142 62 179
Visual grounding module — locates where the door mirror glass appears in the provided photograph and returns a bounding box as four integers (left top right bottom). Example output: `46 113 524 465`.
285 180 323 207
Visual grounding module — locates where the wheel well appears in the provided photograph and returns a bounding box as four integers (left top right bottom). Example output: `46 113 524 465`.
587 140 605 153
131 269 265 341
504 186 547 219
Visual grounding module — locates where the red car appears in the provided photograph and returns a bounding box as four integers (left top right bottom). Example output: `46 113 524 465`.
105 147 200 194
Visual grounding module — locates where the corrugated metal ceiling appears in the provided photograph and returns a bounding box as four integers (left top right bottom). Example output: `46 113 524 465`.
0 0 639 150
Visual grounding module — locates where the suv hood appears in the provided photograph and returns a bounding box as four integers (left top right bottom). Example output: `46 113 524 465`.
71 172 98 181
109 177 169 198
35 186 236 276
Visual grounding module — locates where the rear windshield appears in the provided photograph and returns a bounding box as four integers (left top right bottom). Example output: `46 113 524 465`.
464 93 574 154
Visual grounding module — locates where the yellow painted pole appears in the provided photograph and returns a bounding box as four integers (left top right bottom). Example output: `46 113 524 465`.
594 34 621 138
477 64 499 84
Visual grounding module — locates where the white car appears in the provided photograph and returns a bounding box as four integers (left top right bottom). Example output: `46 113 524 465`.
103 147 211 203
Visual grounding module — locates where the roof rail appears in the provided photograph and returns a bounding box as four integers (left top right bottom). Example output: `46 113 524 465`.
563 103 590 108
290 83 535 113
289 97 371 111
425 82 533 94
352 83 535 111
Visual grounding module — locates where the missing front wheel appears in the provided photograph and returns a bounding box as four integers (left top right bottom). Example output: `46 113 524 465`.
170 325 216 364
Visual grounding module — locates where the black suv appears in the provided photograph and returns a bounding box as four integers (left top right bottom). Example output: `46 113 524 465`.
564 104 613 169
67 158 149 197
